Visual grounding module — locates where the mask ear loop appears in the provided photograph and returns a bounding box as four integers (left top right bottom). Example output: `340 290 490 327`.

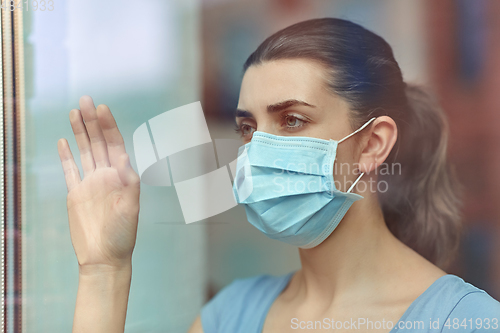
347 172 364 193
338 117 377 144
338 117 377 193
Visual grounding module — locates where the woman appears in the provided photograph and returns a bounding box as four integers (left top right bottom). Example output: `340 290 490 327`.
58 18 499 333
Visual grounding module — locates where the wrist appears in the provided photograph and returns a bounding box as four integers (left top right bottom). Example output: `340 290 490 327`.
77 263 132 301
78 260 132 278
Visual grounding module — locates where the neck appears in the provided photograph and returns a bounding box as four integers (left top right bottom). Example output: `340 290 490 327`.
294 190 405 304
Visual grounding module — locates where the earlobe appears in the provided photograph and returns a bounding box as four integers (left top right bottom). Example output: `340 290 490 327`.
357 116 397 174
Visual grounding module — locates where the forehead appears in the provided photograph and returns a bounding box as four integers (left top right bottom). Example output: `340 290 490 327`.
238 59 330 109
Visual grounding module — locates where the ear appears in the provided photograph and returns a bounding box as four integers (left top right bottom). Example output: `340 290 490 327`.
357 116 397 174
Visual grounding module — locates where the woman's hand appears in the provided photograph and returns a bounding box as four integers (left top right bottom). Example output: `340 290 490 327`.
58 95 140 273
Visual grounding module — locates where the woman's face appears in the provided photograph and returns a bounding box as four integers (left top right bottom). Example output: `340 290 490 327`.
235 58 363 191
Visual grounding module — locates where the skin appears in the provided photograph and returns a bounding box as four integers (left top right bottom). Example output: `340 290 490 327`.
58 59 445 333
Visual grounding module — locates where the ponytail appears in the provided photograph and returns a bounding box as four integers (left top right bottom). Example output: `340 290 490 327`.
379 84 463 268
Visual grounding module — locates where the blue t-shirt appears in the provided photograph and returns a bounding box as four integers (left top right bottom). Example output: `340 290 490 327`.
201 272 500 333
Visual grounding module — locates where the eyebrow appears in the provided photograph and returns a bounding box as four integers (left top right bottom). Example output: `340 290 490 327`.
234 99 316 118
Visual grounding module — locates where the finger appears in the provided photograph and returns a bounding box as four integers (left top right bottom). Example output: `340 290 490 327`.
96 104 127 169
117 154 140 202
57 138 82 192
117 153 140 187
79 95 110 168
70 109 96 177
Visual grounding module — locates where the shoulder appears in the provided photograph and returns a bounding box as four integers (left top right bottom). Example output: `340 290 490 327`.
200 272 293 333
437 275 500 332
446 281 500 318
205 273 286 308
445 275 500 310
394 274 499 333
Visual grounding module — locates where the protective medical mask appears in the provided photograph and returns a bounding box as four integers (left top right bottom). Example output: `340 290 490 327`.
232 117 376 248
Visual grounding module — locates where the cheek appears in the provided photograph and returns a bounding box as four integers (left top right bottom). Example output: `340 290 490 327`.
333 142 358 179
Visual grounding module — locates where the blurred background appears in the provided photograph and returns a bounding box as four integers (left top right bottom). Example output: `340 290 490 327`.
23 0 500 332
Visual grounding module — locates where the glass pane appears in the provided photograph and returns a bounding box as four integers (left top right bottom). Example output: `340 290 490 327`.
23 1 204 332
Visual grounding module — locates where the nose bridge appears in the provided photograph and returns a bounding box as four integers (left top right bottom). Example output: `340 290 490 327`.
254 118 281 136
255 125 274 136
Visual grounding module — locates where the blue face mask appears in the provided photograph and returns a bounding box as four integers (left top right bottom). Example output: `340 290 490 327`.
232 117 376 248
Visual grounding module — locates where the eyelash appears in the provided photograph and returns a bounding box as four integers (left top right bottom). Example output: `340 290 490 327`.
234 113 309 138
234 123 251 135
280 113 307 129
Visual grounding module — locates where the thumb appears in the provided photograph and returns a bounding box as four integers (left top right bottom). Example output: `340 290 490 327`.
117 153 140 197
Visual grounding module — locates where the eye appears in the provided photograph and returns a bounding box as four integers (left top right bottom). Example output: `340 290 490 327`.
282 114 307 129
234 122 256 139
241 124 256 136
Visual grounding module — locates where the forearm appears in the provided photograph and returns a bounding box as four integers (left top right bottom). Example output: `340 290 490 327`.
73 264 132 333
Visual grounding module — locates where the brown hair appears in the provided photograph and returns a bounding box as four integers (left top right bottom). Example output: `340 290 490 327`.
243 18 462 268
